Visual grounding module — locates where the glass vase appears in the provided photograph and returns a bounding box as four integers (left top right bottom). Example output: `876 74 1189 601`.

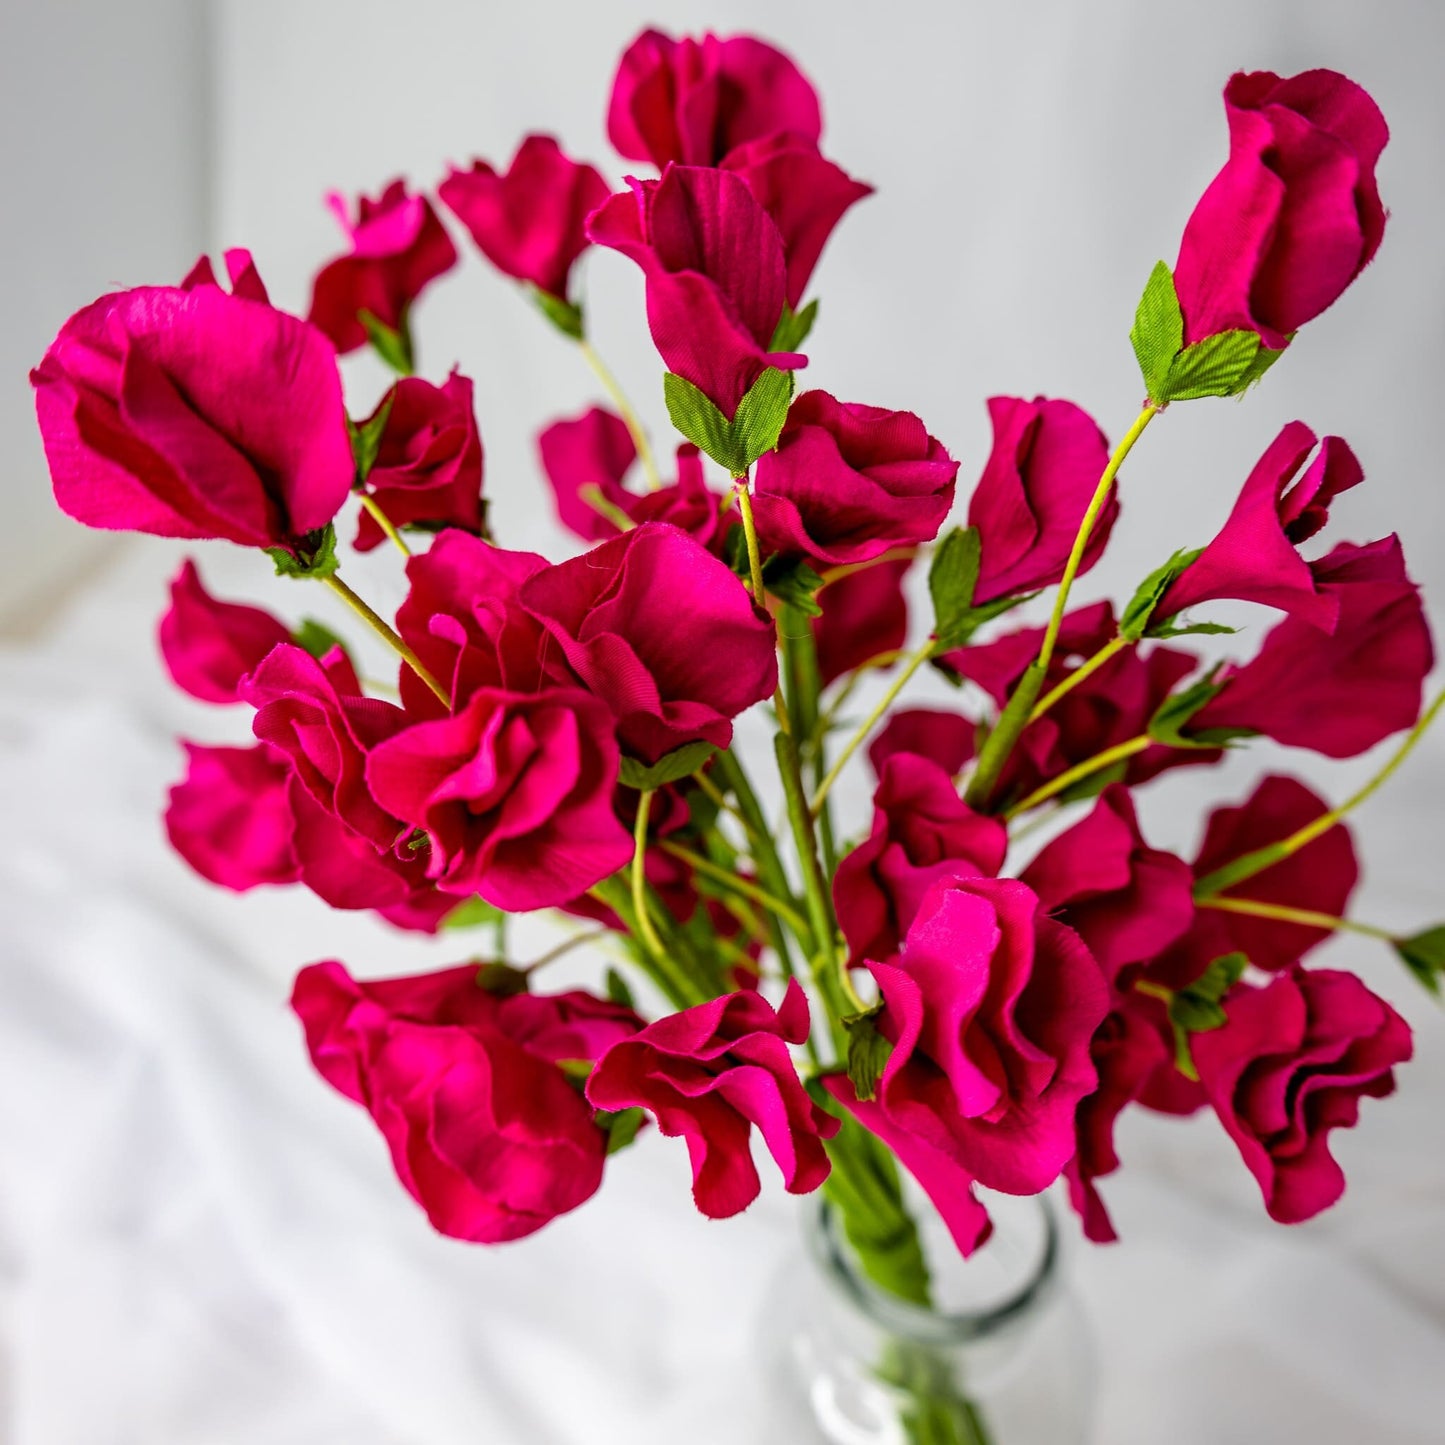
757 1190 1094 1443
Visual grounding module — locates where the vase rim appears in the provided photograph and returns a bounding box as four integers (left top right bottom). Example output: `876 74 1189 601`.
810 1193 1059 1345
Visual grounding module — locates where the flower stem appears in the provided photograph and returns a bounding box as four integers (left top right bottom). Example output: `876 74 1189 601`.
734 478 768 604
1195 686 1445 898
631 790 664 958
658 839 812 937
577 339 661 490
1002 733 1151 818
357 493 412 557
1196 896 1395 941
966 404 1160 808
321 573 449 708
586 877 704 1009
1027 634 1129 724
818 546 918 587
524 925 611 972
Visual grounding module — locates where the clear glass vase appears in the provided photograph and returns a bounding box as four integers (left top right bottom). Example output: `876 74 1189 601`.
757 1190 1094 1443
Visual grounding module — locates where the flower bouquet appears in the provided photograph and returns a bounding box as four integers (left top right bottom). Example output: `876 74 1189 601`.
31 24 1441 1443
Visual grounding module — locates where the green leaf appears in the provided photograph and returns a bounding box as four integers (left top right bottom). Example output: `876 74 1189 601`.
529 285 585 340
347 392 395 484
599 1106 646 1155
1120 547 1204 641
663 367 795 476
1151 620 1239 639
264 524 340 580
1393 925 1445 996
475 960 531 997
769 298 818 353
843 1008 892 1103
442 895 505 930
1055 758 1131 808
1163 328 1263 401
1148 674 1248 749
604 967 637 1010
767 558 825 619
556 1058 593 1084
1234 335 1292 392
619 740 719 790
1189 951 1249 1004
1130 260 1185 404
292 617 350 663
1166 952 1247 1080
358 308 414 375
731 367 796 471
928 526 982 648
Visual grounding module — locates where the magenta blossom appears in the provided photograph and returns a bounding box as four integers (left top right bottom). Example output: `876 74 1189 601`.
1173 69 1388 351
812 556 913 687
751 391 958 566
519 523 779 763
607 28 822 169
180 248 271 303
1190 536 1433 758
968 396 1117 605
159 559 290 705
439 136 609 302
868 708 977 781
308 180 457 354
32 276 353 548
587 165 805 419
1157 422 1363 628
587 980 837 1218
366 685 632 911
1193 967 1410 1223
354 370 485 551
293 961 642 1242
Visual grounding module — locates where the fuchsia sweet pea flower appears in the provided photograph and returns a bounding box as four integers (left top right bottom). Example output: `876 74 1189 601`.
308 180 458 354
32 270 354 548
834 754 1007 966
292 961 643 1242
353 371 486 551
587 165 805 419
607 29 822 170
518 523 779 764
159 559 290 705
868 708 978 780
438 136 609 302
811 557 913 687
827 876 1109 1255
1189 536 1434 758
968 397 1117 605
1193 967 1411 1224
751 391 958 566
586 980 837 1218
365 686 633 912
1173 70 1388 352
1157 422 1363 628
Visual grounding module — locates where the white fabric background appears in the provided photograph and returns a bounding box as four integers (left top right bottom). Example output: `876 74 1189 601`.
4 1 1445 1440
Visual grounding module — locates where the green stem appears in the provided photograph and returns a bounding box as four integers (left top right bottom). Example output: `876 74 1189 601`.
1002 733 1151 818
586 877 703 1009
658 839 812 937
966 403 1160 808
322 573 450 708
1027 634 1128 724
357 493 413 558
1197 895 1395 940
577 339 661 489
1195 687 1445 897
734 478 767 604
631 791 664 958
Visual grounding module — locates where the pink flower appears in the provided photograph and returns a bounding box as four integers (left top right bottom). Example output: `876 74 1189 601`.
1021 784 1194 981
751 391 958 566
1189 536 1434 758
354 370 485 551
244 644 409 850
32 277 353 548
968 396 1116 605
159 559 290 704
586 980 837 1218
827 876 1109 1254
292 961 642 1242
1157 422 1363 628
812 556 912 687
538 406 733 551
518 524 779 763
1174 70 1388 350
721 134 871 306
868 708 977 780
438 136 609 301
180 248 271 303
834 754 1007 966
365 686 632 911
1193 967 1411 1223
308 180 457 354
587 165 805 419
607 29 822 169
165 743 300 892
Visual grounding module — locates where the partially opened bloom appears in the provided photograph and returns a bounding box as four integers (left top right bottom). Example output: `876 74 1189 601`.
365 685 632 911
1173 69 1389 351
587 165 804 418
868 708 977 780
308 180 457 354
292 961 642 1242
968 397 1116 605
751 391 957 565
354 371 485 551
1193 967 1411 1223
32 276 354 548
159 559 290 704
1157 422 1363 628
1189 536 1433 758
607 28 822 169
586 980 837 1218
812 556 912 687
519 523 778 763
439 136 609 302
